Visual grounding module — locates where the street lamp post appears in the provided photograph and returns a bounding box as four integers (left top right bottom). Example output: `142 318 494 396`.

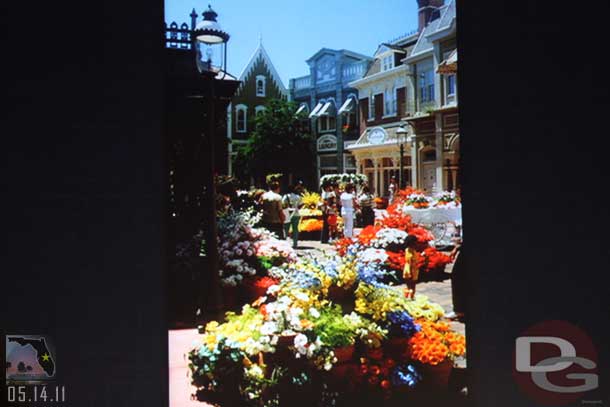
396 125 408 189
193 4 230 323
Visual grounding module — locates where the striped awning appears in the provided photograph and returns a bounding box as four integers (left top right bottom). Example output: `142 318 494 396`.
309 102 324 118
318 101 336 116
338 97 355 114
295 103 308 116
437 49 457 74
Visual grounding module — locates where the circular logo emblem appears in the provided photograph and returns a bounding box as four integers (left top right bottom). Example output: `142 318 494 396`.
513 320 598 406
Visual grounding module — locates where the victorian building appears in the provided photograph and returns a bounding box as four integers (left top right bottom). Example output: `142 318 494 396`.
288 49 373 183
227 39 288 177
347 0 459 196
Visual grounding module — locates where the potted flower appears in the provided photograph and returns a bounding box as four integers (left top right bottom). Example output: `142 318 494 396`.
312 305 356 364
408 318 466 389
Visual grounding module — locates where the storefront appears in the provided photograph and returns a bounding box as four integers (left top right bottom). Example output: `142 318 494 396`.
348 126 413 197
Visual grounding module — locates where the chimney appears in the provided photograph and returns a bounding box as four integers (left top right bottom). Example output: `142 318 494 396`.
417 0 444 33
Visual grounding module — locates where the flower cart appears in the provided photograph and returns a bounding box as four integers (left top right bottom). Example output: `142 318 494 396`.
298 192 324 240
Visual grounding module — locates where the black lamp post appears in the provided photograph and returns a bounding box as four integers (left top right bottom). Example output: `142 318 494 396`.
396 125 408 189
192 4 230 323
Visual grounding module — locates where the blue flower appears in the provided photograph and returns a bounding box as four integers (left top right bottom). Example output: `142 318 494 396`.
390 364 421 387
386 311 420 337
356 262 391 287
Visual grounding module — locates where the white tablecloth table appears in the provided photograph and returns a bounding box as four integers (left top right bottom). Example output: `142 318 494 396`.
402 206 462 225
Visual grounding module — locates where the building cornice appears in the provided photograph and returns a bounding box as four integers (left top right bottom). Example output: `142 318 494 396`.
348 64 409 89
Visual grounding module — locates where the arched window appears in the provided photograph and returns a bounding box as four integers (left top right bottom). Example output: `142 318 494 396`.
236 104 247 133
255 105 265 116
256 75 266 97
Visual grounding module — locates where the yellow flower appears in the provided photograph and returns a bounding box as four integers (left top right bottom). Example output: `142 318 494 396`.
205 321 219 332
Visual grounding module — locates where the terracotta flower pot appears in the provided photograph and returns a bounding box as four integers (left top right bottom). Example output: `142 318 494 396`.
420 359 453 390
334 344 355 364
366 347 384 361
383 337 410 360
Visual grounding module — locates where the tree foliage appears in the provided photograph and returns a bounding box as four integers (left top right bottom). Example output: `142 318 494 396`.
234 99 314 186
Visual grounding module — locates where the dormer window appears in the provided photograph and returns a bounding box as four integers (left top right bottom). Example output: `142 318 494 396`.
382 55 394 72
255 75 266 97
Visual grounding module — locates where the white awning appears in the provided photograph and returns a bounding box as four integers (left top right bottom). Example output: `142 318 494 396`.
309 102 324 118
318 101 336 116
338 97 355 114
295 103 308 116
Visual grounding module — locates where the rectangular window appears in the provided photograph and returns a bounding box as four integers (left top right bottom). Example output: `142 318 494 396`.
447 75 456 96
328 116 336 131
419 71 435 103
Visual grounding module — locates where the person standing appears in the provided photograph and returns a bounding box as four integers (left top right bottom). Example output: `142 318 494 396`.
261 181 285 239
388 176 397 204
320 183 335 244
283 184 304 249
446 231 466 321
340 183 358 238
358 185 375 226
326 195 338 241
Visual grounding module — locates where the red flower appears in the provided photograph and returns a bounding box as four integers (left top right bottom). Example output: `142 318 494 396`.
406 225 434 244
379 205 413 230
417 247 453 273
358 225 381 245
254 276 279 289
386 251 406 271
380 380 391 390
334 237 355 256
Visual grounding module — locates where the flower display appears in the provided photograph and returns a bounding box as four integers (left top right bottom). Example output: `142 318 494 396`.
319 173 368 188
357 248 389 264
370 228 409 249
298 208 323 217
408 319 466 365
405 193 431 209
217 209 296 286
298 218 323 232
188 190 465 406
433 191 461 207
300 191 322 210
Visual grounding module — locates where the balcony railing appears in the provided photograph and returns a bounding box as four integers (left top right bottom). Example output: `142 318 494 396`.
165 22 192 50
342 61 368 81
293 75 311 90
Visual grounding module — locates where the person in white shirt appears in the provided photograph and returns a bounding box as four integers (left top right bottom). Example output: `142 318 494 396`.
320 183 335 243
340 183 358 238
282 184 304 248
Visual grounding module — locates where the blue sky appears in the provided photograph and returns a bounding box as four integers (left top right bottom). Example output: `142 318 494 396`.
165 0 419 86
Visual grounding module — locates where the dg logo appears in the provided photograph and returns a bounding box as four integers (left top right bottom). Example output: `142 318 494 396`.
513 320 599 406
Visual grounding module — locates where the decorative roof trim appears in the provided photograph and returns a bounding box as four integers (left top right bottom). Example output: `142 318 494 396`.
306 48 373 63
238 42 288 96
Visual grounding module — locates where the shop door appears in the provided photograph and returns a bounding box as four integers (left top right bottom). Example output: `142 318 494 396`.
422 163 437 193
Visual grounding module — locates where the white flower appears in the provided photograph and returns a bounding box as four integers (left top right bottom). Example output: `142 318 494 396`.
309 308 320 318
267 285 280 294
294 333 308 347
294 292 309 302
261 321 278 335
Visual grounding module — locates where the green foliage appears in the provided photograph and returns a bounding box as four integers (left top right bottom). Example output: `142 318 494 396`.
235 99 315 183
312 305 356 348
